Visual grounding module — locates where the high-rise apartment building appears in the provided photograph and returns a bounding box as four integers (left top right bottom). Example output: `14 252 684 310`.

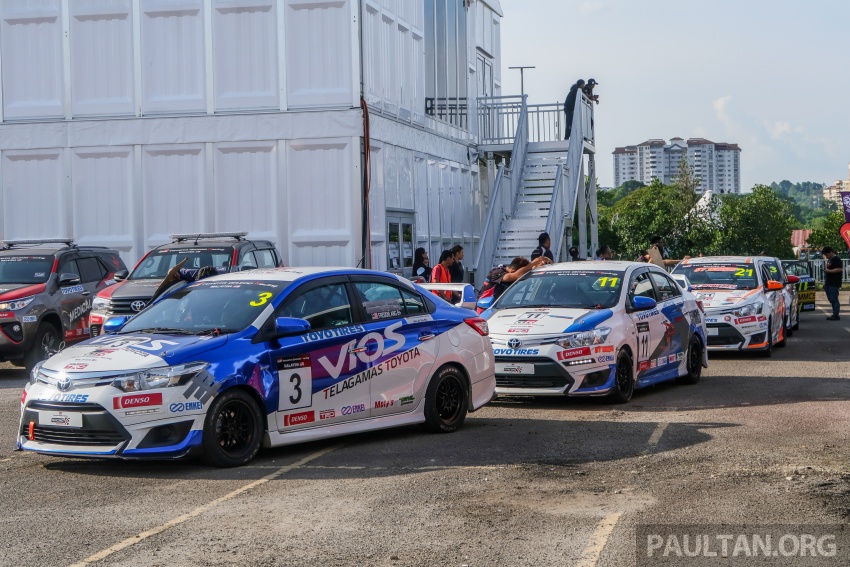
613 138 741 193
823 163 850 206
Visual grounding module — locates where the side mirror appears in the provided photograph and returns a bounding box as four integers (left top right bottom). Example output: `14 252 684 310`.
103 317 128 334
631 296 658 311
113 270 129 282
766 280 784 291
59 273 81 287
476 296 494 312
786 275 800 285
274 317 311 337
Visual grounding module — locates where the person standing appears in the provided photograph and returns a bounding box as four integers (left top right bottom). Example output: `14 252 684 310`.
583 78 599 104
595 246 612 260
823 246 843 321
449 245 465 283
429 250 454 302
563 79 585 140
412 247 431 281
492 255 551 301
568 246 586 261
531 232 555 262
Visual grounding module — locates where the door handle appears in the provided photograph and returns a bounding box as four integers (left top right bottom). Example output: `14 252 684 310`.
419 333 436 341
81 292 91 296
348 346 368 354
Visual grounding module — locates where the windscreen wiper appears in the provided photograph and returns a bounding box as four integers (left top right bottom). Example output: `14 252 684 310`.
134 327 196 335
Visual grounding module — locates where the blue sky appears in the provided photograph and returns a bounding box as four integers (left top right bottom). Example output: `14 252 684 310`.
498 0 850 190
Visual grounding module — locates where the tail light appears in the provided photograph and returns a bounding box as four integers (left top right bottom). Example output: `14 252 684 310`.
696 300 704 313
465 317 489 336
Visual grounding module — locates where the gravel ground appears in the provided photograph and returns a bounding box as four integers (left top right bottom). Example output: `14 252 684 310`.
1 292 849 567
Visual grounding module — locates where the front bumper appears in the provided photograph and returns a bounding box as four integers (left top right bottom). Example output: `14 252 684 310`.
0 312 41 360
704 313 770 351
18 382 207 459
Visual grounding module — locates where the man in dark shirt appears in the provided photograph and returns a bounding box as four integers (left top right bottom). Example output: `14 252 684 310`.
823 246 843 320
531 232 555 262
449 245 465 283
563 79 585 140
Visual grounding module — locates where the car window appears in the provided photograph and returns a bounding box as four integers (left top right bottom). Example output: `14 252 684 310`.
355 282 406 322
649 272 681 302
255 249 277 268
278 283 353 330
629 272 656 301
131 248 234 279
765 262 782 282
78 257 105 283
97 252 125 272
59 258 81 279
240 251 258 270
400 288 427 315
0 255 54 284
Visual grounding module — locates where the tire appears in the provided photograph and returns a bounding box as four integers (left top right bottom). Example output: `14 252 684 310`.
423 366 468 433
202 389 263 467
785 315 793 338
677 337 702 385
23 323 61 373
792 310 800 331
608 351 634 404
761 319 774 358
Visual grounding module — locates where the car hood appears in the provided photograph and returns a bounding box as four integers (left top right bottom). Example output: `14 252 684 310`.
42 333 230 373
488 307 614 336
694 288 762 310
109 279 162 300
0 283 47 301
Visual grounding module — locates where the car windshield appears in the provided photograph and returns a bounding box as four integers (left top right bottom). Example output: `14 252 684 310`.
494 270 626 310
130 247 234 280
0 255 53 285
120 280 289 335
674 262 759 290
782 262 810 277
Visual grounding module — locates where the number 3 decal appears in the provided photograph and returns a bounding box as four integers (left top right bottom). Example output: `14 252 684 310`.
251 292 273 307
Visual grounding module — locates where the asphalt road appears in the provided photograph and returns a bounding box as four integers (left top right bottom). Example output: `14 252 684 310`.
1 292 849 567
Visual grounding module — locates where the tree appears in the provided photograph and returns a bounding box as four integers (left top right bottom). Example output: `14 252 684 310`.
808 211 847 252
716 185 795 257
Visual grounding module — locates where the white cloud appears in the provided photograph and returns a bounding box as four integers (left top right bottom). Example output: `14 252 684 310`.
766 120 804 140
580 2 603 14
712 95 732 125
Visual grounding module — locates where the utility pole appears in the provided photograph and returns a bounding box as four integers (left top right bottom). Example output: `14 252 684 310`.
508 66 535 97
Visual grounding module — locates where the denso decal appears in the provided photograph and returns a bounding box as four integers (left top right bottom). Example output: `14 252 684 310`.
0 312 13 319
322 347 421 399
638 361 651 371
374 400 394 409
493 348 540 356
300 325 367 344
341 404 366 416
557 347 591 361
735 316 757 325
318 321 406 380
283 411 315 426
169 401 203 412
113 392 163 410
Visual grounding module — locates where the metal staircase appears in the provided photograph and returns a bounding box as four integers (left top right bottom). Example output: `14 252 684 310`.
473 93 598 286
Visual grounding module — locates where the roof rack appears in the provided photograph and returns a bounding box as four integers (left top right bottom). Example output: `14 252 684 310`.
1 238 75 249
170 232 248 243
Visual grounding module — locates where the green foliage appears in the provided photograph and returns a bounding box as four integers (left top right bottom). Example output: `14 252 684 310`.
770 180 837 227
808 211 847 251
714 185 795 257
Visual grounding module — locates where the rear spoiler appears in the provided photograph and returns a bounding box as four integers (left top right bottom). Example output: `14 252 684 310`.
419 283 477 310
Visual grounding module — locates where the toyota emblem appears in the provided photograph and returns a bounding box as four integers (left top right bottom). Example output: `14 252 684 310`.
57 376 72 392
507 338 522 349
130 301 146 312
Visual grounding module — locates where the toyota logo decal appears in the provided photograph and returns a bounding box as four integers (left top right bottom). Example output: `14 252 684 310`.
57 376 72 392
130 301 146 312
507 338 522 349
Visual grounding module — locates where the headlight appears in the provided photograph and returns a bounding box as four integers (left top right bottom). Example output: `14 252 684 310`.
112 362 209 392
0 295 35 311
91 296 111 311
733 302 762 318
29 361 44 385
557 327 612 349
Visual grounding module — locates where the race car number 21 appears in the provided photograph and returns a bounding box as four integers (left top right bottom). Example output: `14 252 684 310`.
277 355 312 412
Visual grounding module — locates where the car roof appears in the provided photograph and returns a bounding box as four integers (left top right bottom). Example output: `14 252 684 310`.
536 260 646 272
680 256 760 264
197 267 414 286
0 245 116 256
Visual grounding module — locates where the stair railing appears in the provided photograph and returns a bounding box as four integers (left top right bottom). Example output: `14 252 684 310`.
545 162 567 262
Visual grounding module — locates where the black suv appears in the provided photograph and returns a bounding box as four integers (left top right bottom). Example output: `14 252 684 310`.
0 239 127 369
90 232 282 336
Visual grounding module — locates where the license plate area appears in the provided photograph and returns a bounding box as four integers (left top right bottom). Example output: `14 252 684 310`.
38 411 83 428
707 327 719 336
497 363 535 375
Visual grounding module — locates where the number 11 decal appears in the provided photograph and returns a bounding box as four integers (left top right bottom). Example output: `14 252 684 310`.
277 355 313 411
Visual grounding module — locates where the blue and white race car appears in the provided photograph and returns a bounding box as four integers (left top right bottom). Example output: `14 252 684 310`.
482 262 707 403
19 268 496 466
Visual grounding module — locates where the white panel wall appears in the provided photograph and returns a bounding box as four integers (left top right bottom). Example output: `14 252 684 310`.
1 150 64 239
214 142 277 237
141 0 206 113
285 0 353 108
71 147 134 252
362 2 381 109
369 143 387 271
0 0 64 119
286 139 357 266
70 0 134 116
213 0 278 111
414 155 428 248
142 145 206 245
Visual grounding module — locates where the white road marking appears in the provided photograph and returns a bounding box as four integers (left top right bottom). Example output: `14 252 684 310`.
575 513 622 567
643 422 670 454
67 445 339 567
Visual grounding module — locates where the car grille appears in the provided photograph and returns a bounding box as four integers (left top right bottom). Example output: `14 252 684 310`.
21 401 130 447
27 400 103 412
90 324 101 337
26 425 126 446
494 356 574 390
109 297 149 315
707 324 745 346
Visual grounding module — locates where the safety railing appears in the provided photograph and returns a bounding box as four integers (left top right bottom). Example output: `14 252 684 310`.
508 95 529 212
544 163 568 262
477 96 577 145
527 103 563 143
809 259 850 283
425 97 469 130
473 163 509 279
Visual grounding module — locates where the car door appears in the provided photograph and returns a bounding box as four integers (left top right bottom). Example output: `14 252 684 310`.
268 277 372 430
626 269 667 381
649 271 689 375
55 254 90 341
758 263 783 342
349 276 439 417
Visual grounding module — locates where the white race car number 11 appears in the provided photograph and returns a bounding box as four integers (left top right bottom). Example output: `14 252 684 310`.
278 355 313 411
